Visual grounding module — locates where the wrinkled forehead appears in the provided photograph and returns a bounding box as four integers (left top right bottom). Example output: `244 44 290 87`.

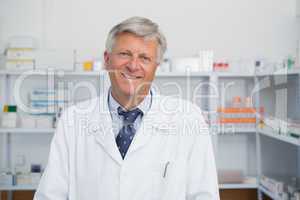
113 32 158 46
112 32 159 52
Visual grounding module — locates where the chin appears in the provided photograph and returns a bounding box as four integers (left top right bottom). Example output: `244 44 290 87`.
121 84 148 97
118 86 137 97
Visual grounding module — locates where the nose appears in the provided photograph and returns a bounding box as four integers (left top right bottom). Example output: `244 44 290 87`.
126 56 140 72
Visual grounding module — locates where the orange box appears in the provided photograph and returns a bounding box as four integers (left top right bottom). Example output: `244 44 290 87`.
217 107 260 113
219 118 256 123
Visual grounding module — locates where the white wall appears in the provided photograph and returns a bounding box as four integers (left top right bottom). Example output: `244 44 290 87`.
0 0 299 62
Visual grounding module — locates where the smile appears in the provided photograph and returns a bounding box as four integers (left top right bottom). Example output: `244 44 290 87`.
121 72 142 80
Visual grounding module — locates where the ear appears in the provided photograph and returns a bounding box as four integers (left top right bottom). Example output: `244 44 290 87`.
103 51 110 70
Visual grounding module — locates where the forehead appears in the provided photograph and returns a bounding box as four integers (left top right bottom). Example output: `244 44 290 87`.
113 32 158 52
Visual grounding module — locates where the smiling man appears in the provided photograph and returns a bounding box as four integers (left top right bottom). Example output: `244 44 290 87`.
104 30 159 110
34 17 219 200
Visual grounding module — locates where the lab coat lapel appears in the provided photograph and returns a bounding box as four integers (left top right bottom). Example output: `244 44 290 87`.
92 94 123 165
128 95 169 154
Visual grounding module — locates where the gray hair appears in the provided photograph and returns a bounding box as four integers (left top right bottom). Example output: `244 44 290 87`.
105 16 167 64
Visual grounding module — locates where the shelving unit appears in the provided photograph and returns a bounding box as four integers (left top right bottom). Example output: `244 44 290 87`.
256 71 300 199
0 69 107 198
0 68 299 200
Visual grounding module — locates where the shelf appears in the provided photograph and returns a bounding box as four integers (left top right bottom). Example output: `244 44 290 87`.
0 70 104 76
0 183 257 191
0 70 257 78
258 127 300 146
156 71 211 77
156 71 255 78
216 128 256 134
219 183 257 189
0 128 54 134
216 72 255 78
256 68 300 77
0 185 37 191
1 69 299 77
259 185 282 200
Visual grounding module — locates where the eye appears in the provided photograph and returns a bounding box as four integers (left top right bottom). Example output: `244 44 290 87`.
117 51 131 58
140 55 151 63
117 51 131 60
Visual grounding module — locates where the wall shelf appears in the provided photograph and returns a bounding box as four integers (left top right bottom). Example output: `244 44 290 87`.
0 183 258 191
219 183 257 189
215 72 255 78
256 69 300 77
156 71 212 77
0 185 37 191
258 127 300 146
0 70 104 76
216 128 256 134
1 69 298 78
0 128 54 134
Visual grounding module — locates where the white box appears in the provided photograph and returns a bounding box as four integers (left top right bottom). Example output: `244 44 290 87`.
198 50 213 72
6 60 34 70
36 116 53 128
20 115 36 128
16 173 31 185
0 173 13 186
30 173 41 185
6 48 35 60
1 113 17 128
171 57 200 72
16 172 41 186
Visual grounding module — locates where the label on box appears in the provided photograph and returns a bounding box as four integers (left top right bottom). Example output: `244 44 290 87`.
6 48 35 60
6 60 34 70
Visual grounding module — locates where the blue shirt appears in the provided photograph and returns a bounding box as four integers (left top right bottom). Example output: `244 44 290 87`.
108 88 152 138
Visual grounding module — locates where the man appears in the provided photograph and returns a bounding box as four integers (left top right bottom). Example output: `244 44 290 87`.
34 17 219 200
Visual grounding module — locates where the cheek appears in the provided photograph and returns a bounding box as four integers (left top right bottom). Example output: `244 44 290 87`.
108 59 126 70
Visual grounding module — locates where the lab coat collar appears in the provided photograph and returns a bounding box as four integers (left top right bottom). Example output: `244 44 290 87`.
91 89 170 165
108 87 152 116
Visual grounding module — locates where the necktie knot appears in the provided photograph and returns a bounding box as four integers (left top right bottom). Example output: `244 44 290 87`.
117 107 143 124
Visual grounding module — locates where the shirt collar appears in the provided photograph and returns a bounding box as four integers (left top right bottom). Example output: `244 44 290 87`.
108 87 152 116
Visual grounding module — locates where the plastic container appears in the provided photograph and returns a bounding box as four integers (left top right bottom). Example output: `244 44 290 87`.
1 105 18 128
0 172 14 186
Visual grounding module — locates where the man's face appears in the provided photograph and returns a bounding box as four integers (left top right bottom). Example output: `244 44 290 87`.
104 32 159 98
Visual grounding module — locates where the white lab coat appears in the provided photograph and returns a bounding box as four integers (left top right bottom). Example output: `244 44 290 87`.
34 93 220 200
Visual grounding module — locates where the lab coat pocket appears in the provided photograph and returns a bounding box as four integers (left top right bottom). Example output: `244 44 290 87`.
152 162 172 200
152 159 187 200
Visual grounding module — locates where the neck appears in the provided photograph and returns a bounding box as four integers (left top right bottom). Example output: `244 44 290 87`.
111 89 148 110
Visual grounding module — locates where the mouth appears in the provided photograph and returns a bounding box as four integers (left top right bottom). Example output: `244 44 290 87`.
121 72 143 80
